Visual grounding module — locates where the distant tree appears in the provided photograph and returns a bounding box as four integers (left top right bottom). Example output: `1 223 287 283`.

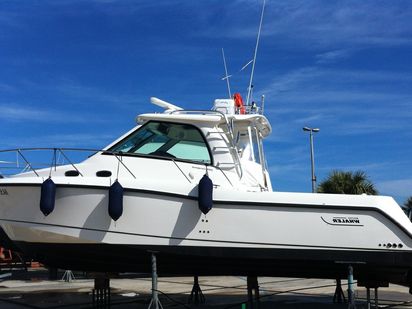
401 197 412 219
404 197 412 210
317 170 378 195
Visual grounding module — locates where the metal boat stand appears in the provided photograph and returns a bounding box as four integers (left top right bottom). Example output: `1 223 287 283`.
347 265 357 309
358 280 388 309
62 270 75 282
148 252 163 309
91 273 111 309
368 288 378 309
247 276 260 309
188 275 205 304
333 278 346 303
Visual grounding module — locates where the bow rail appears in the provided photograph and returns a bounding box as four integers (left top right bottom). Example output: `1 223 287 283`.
0 148 136 179
0 148 236 187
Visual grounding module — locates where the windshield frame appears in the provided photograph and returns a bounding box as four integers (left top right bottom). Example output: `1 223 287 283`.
103 120 214 166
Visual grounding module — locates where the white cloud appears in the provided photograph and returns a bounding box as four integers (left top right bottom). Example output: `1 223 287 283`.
0 133 116 150
292 114 325 125
2 78 146 110
26 133 115 148
260 66 412 136
317 163 392 174
269 162 306 175
262 67 319 96
54 82 139 106
3 1 411 52
316 49 353 64
263 67 412 97
0 105 52 122
0 83 15 92
198 1 412 50
0 103 104 124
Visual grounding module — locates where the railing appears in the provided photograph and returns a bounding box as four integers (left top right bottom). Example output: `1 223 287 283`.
0 148 136 179
170 110 226 117
243 104 260 115
0 148 235 187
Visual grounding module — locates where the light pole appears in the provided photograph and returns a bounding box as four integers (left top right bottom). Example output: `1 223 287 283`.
303 127 320 193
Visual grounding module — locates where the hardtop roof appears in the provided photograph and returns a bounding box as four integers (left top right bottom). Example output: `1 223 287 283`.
136 112 272 137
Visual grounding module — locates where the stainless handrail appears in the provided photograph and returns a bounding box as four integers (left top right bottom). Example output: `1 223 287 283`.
0 147 238 185
170 110 226 117
57 148 83 177
0 148 138 179
17 149 39 177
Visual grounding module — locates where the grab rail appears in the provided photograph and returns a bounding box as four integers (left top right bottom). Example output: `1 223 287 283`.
0 147 239 189
0 148 137 179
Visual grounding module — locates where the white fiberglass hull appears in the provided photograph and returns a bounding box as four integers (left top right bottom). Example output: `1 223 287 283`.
1 179 412 283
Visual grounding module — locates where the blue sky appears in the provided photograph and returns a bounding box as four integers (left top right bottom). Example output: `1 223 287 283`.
0 1 411 204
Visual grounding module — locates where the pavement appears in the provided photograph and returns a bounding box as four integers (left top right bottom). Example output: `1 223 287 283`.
0 268 412 308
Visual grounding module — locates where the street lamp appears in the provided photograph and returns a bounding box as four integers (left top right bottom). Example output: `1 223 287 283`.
303 127 320 193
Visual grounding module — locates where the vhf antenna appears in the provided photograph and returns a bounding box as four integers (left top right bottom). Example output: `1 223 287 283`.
246 0 266 106
221 48 232 98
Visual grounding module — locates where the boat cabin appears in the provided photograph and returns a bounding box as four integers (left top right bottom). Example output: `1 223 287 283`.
103 97 272 192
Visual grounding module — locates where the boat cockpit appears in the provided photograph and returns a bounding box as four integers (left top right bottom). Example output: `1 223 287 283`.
108 121 213 165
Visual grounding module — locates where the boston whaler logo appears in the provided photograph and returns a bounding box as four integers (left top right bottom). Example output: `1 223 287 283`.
321 216 363 226
333 217 360 224
0 188 8 196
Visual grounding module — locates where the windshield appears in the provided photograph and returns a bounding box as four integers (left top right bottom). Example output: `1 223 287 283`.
109 121 212 164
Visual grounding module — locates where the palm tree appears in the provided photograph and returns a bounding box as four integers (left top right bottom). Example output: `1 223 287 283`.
317 170 378 195
404 197 412 209
403 197 412 219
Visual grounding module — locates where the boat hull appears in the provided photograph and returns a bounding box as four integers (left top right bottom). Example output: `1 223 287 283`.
12 241 412 284
1 182 412 284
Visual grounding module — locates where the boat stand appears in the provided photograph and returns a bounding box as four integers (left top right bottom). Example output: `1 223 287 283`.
188 275 205 304
358 279 388 309
92 275 111 309
247 276 260 309
333 279 346 303
365 288 380 309
347 265 357 309
374 288 379 308
148 252 163 309
62 270 75 282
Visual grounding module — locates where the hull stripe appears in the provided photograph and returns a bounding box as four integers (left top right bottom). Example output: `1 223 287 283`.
1 183 412 240
0 217 410 253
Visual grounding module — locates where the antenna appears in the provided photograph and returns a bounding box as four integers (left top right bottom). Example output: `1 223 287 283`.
150 97 183 113
240 59 253 72
246 0 266 106
221 48 232 98
260 94 265 115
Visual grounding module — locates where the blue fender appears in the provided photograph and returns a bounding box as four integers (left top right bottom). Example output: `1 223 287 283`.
40 178 56 216
109 180 123 221
198 174 213 214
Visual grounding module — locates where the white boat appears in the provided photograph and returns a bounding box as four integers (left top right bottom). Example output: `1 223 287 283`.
0 95 411 286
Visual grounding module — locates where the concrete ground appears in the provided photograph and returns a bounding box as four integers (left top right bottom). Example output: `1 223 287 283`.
0 269 412 308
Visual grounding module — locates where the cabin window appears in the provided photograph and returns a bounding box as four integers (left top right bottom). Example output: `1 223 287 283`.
109 121 211 164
